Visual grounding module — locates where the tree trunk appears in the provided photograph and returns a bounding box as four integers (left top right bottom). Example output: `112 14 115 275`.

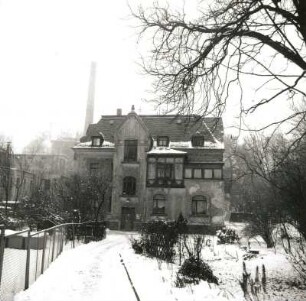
263 231 275 248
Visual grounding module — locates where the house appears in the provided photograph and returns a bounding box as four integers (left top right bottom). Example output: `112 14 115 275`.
0 150 69 208
0 144 35 212
73 106 229 232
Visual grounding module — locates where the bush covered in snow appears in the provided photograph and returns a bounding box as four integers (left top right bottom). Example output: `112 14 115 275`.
216 227 239 244
140 220 179 262
176 256 218 287
131 238 143 254
131 215 189 261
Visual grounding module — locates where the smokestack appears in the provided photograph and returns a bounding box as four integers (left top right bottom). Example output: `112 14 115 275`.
117 108 122 116
83 62 96 135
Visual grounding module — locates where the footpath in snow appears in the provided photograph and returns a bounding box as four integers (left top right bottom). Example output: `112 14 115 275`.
14 230 306 301
15 231 140 301
15 231 231 301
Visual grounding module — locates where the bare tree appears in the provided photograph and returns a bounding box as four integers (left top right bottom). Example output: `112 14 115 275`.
22 132 50 154
13 134 50 206
64 172 112 222
231 131 306 239
132 0 306 134
0 140 13 218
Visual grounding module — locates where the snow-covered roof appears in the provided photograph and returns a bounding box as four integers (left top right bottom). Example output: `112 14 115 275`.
169 140 224 149
73 140 114 149
147 147 187 155
81 115 224 145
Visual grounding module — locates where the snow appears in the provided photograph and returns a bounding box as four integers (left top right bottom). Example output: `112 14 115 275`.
4 229 19 236
147 147 187 155
14 231 306 301
202 120 224 149
73 141 114 149
5 229 32 237
169 140 224 149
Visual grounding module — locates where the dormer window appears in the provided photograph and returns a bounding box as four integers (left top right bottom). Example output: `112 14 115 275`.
92 136 103 147
157 136 169 147
191 135 204 147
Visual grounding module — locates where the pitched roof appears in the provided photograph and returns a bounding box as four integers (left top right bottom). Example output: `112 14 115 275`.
81 114 223 145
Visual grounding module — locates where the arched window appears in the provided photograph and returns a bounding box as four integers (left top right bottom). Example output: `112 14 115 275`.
123 177 136 195
192 195 208 215
153 194 166 215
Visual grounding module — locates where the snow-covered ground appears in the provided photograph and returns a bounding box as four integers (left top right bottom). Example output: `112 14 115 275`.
14 230 306 301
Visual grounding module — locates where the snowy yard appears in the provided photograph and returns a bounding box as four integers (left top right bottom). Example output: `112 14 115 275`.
14 230 306 301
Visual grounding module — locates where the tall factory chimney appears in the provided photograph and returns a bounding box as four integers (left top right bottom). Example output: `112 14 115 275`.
83 61 96 135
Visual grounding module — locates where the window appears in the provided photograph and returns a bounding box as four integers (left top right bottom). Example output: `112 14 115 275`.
192 196 208 215
184 168 192 179
123 177 136 195
92 136 103 147
157 136 169 147
157 163 173 179
214 169 222 179
108 197 112 212
194 168 202 178
124 140 137 162
153 194 166 215
184 167 223 179
89 162 99 175
191 136 204 147
59 159 66 171
44 179 51 191
204 169 213 179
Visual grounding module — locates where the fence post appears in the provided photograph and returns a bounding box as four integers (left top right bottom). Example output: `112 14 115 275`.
25 230 31 290
72 224 75 248
60 227 64 254
0 226 5 288
41 231 47 275
51 229 56 262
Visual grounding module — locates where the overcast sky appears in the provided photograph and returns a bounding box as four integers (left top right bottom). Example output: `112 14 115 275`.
0 0 156 151
0 0 292 151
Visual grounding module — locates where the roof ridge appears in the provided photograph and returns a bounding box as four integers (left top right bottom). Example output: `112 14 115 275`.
202 120 222 145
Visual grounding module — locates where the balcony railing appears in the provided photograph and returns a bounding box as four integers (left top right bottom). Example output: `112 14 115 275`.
146 178 184 188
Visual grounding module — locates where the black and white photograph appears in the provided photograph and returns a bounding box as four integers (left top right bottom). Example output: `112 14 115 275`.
0 0 305 300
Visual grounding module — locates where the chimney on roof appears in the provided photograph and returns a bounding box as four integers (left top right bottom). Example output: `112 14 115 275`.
117 108 122 116
83 61 96 135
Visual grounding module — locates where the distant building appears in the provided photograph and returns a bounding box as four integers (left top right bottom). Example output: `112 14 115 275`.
0 144 36 210
14 153 69 186
0 144 70 210
73 107 229 231
51 138 78 158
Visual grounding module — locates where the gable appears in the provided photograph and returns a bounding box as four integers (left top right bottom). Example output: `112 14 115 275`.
115 112 150 140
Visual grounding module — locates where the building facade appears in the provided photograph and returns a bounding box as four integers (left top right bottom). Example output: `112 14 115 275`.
0 150 69 206
73 107 229 231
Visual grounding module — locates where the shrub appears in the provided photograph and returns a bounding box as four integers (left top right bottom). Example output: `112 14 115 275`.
130 215 189 262
131 238 143 254
175 213 188 234
176 256 218 287
217 227 239 244
141 220 179 262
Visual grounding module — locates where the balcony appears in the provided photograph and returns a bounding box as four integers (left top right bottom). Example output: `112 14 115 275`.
146 178 184 188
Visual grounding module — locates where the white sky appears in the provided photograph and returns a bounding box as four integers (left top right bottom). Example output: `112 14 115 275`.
0 0 293 151
0 0 156 151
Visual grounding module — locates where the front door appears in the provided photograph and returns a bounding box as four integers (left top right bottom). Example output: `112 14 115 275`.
121 207 135 231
